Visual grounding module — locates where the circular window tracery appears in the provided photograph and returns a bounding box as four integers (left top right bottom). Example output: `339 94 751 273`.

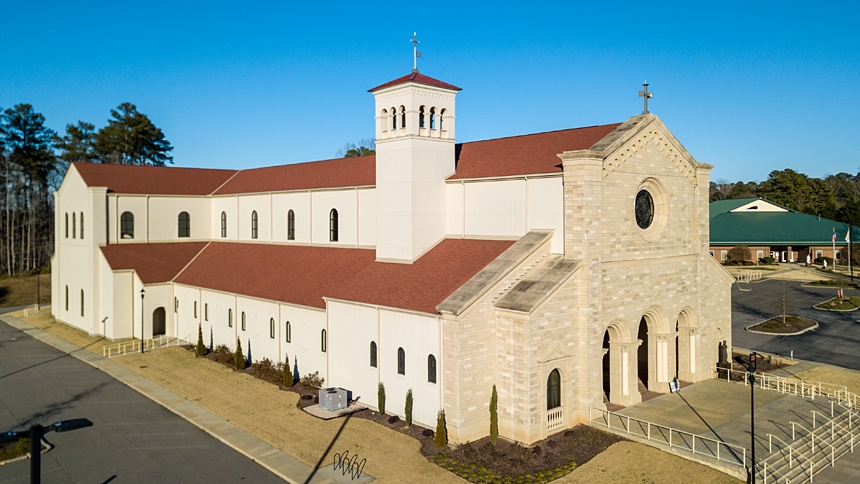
635 190 654 229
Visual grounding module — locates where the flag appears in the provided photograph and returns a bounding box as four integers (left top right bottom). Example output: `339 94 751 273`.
847 230 851 243
833 229 837 243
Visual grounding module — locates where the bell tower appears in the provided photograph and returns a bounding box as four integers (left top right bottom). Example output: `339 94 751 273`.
370 70 460 262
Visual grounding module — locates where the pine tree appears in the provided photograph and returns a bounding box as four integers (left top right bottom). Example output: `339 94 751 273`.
196 323 205 357
490 384 499 445
405 389 413 426
435 410 448 448
378 382 386 415
283 354 294 387
234 338 245 371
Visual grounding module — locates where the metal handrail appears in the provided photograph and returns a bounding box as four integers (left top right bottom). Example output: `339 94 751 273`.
766 433 814 482
715 366 860 410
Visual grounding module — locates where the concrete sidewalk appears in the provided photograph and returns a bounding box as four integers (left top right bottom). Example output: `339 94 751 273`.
2 314 373 484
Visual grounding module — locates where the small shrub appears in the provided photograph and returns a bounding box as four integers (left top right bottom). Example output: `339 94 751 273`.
435 409 448 448
422 429 434 437
405 388 413 426
299 371 324 389
210 344 233 366
249 358 281 384
196 323 205 357
283 354 294 387
762 256 776 264
378 382 386 415
234 339 245 371
387 415 400 424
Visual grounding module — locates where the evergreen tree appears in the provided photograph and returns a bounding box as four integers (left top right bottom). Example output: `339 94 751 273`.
378 382 386 415
55 121 97 166
94 103 173 166
435 410 448 448
490 385 499 445
405 389 413 426
283 354 294 387
196 323 205 357
234 338 245 371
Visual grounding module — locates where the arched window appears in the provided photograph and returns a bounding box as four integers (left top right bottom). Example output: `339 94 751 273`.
270 318 275 339
287 210 295 240
65 285 69 311
397 347 406 375
428 354 437 383
547 369 561 410
80 212 84 239
381 109 388 132
205 303 209 321
419 106 426 128
120 212 134 239
241 312 246 331
221 212 227 238
430 107 436 130
251 211 258 239
194 301 198 318
370 341 378 367
329 209 338 242
72 212 76 239
228 308 233 327
174 297 178 312
321 329 327 352
391 107 397 130
178 212 190 238
400 105 406 128
80 289 84 317
65 213 69 238
285 321 291 342
440 108 446 131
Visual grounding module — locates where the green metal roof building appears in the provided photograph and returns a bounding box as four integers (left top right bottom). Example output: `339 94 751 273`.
709 197 856 263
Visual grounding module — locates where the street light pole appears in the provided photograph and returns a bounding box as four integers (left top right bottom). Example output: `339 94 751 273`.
140 288 145 354
749 352 757 484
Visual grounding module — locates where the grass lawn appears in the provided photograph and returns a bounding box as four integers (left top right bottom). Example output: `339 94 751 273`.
0 273 50 307
814 296 860 311
747 316 817 334
20 313 742 483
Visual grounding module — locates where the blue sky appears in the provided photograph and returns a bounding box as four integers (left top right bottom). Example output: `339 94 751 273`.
3 1 858 183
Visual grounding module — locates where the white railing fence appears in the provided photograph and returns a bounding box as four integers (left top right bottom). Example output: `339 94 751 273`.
715 366 860 411
547 408 563 432
102 334 191 358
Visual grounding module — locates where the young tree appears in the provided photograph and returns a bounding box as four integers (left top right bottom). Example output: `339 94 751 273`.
377 382 386 415
94 103 173 166
234 338 245 371
196 323 205 357
283 354 294 387
489 385 499 445
727 244 752 264
405 389 413 426
336 139 376 158
434 410 448 448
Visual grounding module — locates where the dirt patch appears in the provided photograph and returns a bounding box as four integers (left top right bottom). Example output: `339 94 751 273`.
0 273 50 308
747 316 816 334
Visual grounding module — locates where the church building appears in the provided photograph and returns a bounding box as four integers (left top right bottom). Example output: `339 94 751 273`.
51 69 733 445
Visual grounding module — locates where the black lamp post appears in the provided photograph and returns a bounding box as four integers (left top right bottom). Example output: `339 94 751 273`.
140 288 145 354
1 418 93 484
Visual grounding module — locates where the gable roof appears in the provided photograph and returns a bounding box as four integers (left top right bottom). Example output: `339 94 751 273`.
448 124 622 180
709 197 787 220
369 72 462 93
154 238 514 314
74 163 237 196
100 242 208 283
213 156 376 195
710 202 856 246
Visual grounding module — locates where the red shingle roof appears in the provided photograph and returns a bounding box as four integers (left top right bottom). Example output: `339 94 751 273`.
171 239 513 314
213 156 375 195
101 242 208 283
74 163 237 195
448 124 622 180
369 72 462 92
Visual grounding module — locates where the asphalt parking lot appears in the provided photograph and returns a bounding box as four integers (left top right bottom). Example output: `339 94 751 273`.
731 277 860 370
0 318 284 484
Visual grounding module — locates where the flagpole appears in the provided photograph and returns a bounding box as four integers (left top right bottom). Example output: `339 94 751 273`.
833 228 837 271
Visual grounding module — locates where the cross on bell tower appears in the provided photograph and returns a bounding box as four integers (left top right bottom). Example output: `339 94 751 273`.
411 32 422 73
639 81 653 114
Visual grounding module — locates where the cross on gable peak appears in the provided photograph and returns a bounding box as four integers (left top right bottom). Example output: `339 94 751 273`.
638 81 653 115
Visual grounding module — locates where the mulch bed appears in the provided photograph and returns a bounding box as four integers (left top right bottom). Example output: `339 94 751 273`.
747 316 817 334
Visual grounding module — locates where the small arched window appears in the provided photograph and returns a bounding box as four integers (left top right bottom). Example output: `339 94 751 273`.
194 301 198 318
400 105 406 128
221 212 227 238
65 213 69 238
370 341 378 367
72 212 76 239
287 210 295 240
205 303 209 321
547 369 561 410
381 109 388 132
228 308 233 327
391 107 397 130
270 318 275 339
321 329 327 352
80 212 84 239
428 354 437 383
419 106 426 128
65 285 69 311
80 289 84 317
178 212 191 238
241 312 246 331
120 212 134 239
397 347 406 375
440 108 446 131
329 209 338 242
430 107 436 130
285 321 291 343
251 211 258 239
174 297 179 312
